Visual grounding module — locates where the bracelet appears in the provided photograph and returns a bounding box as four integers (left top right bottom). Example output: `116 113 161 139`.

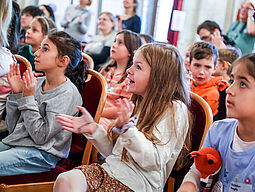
112 117 135 134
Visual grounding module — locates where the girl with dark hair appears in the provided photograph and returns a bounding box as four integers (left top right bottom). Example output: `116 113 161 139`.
117 0 141 33
99 30 142 130
0 31 87 176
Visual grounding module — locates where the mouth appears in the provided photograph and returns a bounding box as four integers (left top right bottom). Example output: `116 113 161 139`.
226 99 233 107
34 59 39 65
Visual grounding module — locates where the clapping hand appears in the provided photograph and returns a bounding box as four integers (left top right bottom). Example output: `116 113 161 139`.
57 106 96 134
115 98 135 129
7 63 24 94
22 67 37 97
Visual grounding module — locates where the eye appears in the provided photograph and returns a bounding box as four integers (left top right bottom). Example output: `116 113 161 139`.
42 46 48 52
136 64 141 70
229 79 234 84
240 81 247 88
206 66 212 69
194 63 200 67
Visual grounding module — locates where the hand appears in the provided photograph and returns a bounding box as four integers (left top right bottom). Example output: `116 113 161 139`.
7 63 24 94
115 98 134 129
211 29 227 49
187 71 196 86
177 182 197 192
22 67 37 97
57 106 96 134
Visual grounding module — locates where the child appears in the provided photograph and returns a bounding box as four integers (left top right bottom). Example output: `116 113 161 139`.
54 43 192 192
189 41 228 117
18 16 56 71
20 5 44 44
99 30 141 131
0 0 14 121
213 48 240 82
0 31 87 176
178 53 255 192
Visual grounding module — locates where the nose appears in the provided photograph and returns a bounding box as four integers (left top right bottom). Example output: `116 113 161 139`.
34 48 40 58
226 83 234 96
127 65 134 75
198 68 205 75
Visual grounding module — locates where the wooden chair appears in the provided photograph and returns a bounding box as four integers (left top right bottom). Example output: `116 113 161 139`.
82 52 94 70
13 54 32 76
0 69 107 192
167 92 213 192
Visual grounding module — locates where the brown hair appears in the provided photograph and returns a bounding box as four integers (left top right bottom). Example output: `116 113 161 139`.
33 16 56 36
108 43 192 169
230 53 255 79
101 30 142 83
190 41 218 66
218 48 240 75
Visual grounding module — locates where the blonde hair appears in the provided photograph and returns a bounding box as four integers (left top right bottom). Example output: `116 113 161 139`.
0 0 12 46
108 43 192 168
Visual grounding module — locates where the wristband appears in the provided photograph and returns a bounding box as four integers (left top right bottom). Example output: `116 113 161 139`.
113 117 135 134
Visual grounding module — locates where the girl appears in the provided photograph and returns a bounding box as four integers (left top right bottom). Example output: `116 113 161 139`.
61 0 92 42
178 54 255 192
0 31 87 176
54 43 192 192
18 16 56 71
84 12 116 71
117 0 141 33
99 30 141 131
0 0 14 121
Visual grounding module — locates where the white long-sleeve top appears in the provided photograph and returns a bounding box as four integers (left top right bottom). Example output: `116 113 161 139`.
85 100 189 192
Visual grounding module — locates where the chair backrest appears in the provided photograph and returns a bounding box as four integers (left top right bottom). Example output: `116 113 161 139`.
14 54 31 77
82 52 94 70
167 92 213 191
71 69 106 166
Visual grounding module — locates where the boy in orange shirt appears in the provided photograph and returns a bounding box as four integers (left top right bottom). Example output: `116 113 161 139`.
189 41 228 117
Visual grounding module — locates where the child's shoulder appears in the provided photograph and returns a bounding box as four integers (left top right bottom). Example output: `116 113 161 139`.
210 118 238 137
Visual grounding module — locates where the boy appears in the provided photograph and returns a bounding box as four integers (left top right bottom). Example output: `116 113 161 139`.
20 6 44 44
189 41 228 117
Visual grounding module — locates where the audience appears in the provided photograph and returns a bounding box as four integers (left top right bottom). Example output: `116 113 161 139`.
54 42 191 192
139 33 154 44
98 30 141 131
226 1 255 55
117 0 141 33
188 41 228 117
61 0 92 42
18 16 56 71
20 5 44 44
0 31 86 176
84 12 116 71
178 53 255 192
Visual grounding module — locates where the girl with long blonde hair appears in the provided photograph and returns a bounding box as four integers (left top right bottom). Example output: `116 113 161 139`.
54 43 192 192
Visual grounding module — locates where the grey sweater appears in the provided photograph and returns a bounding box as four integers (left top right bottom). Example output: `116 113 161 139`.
2 77 82 158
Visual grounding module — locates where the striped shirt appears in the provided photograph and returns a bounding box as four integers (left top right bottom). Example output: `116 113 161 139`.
99 67 132 130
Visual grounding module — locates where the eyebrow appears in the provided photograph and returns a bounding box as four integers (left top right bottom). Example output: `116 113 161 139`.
230 74 250 83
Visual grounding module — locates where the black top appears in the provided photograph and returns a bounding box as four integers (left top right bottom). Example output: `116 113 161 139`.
122 15 141 33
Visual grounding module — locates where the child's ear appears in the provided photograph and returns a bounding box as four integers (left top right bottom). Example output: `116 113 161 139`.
58 55 70 68
221 61 228 70
213 64 218 73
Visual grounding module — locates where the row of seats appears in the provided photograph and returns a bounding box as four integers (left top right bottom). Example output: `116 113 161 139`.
0 54 213 192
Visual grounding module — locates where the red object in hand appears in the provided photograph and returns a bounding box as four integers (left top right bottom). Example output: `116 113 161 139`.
190 147 222 179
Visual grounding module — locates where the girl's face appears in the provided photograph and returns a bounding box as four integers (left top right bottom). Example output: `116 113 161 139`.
226 63 255 120
110 33 130 62
34 38 59 72
127 50 151 97
26 20 45 48
98 14 114 33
